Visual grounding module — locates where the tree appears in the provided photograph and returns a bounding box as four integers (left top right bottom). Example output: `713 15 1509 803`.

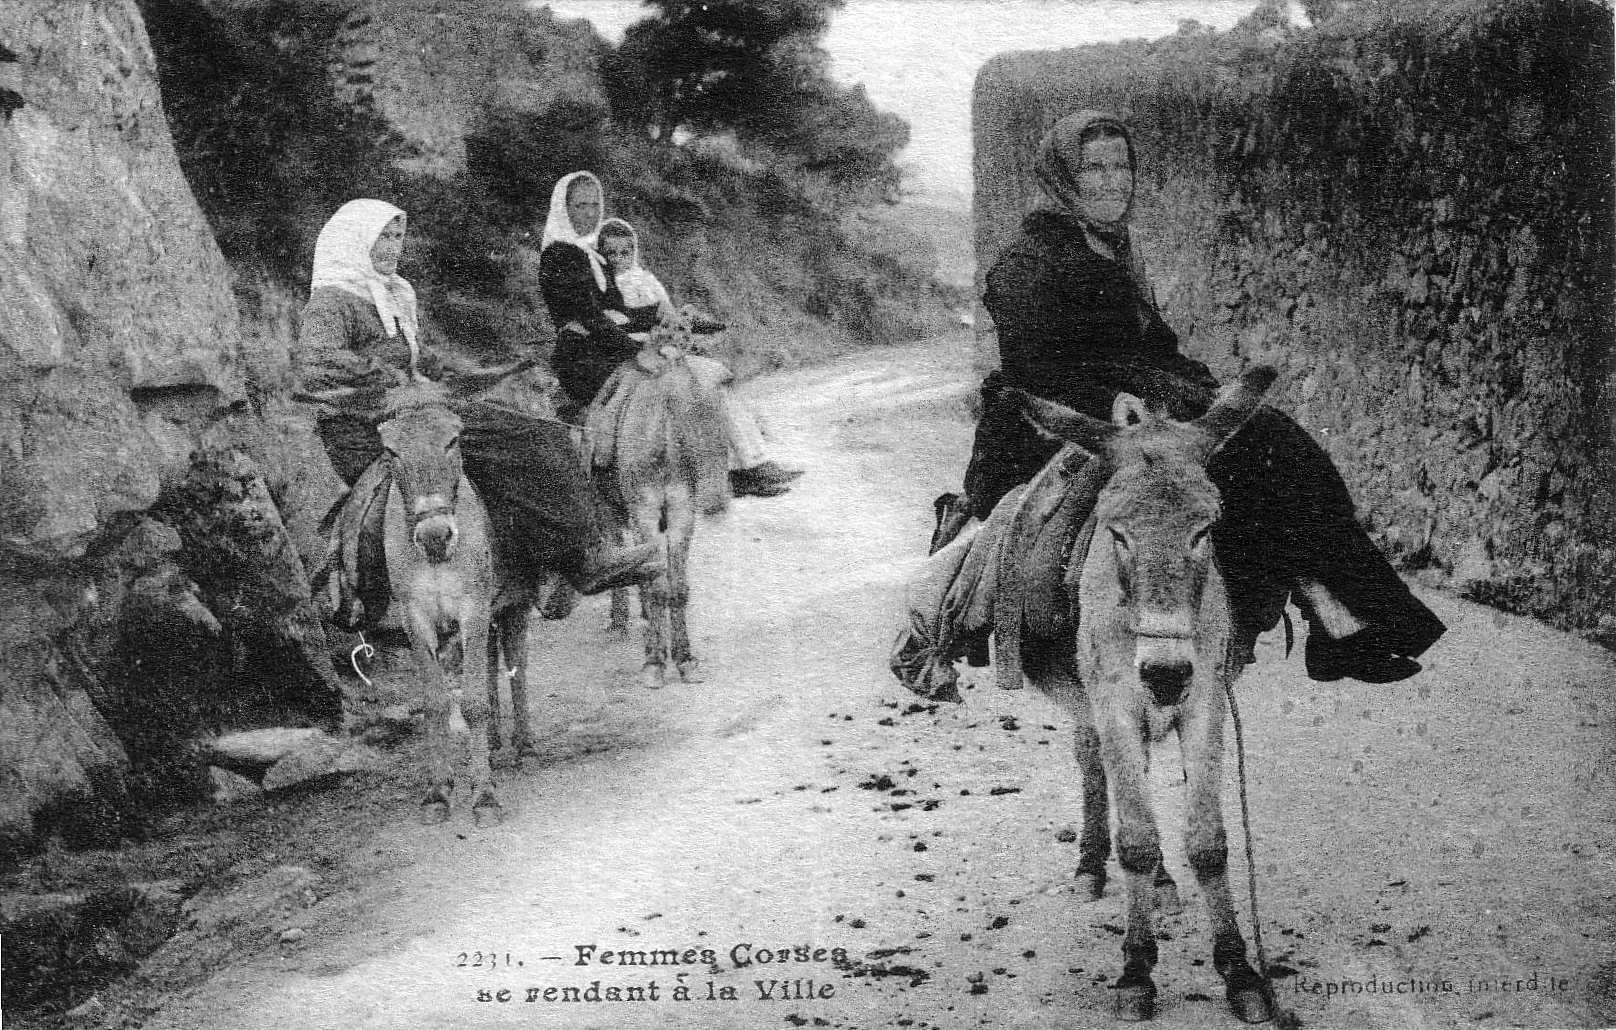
617 0 837 139
605 0 907 193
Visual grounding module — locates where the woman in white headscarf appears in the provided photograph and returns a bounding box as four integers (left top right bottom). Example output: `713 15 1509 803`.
537 175 802 496
297 199 663 613
537 172 642 413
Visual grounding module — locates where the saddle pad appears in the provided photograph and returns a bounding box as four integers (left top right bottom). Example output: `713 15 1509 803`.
316 458 393 631
942 484 1023 640
992 446 1112 691
583 363 649 471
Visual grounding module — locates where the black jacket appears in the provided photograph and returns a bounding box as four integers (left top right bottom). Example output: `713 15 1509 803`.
983 209 1218 422
539 241 642 406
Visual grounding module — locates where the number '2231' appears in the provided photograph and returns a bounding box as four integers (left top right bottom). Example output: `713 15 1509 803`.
456 952 520 970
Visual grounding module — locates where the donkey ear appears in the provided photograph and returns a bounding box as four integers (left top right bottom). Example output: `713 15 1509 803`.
1110 392 1151 428
1191 365 1277 454
1007 387 1116 456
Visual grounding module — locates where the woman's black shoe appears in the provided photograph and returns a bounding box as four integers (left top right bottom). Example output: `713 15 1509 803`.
731 462 803 497
1305 628 1422 684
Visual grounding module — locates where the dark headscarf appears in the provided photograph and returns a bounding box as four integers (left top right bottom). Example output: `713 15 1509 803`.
1033 109 1154 306
1033 109 1135 218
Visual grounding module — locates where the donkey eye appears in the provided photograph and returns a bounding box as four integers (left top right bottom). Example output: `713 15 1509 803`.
1190 528 1210 551
444 435 460 452
1108 527 1130 551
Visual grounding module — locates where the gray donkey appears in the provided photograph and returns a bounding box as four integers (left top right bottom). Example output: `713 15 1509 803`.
1006 366 1278 1024
378 386 503 827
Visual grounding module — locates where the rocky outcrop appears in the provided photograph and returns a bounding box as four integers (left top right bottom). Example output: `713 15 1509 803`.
0 0 344 860
972 0 1615 639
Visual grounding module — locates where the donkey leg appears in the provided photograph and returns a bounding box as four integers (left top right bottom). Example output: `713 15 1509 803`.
607 529 634 637
1074 722 1111 900
608 587 632 638
501 605 537 761
486 620 503 754
1181 692 1271 1024
1025 644 1108 899
1100 721 1163 1022
462 605 502 828
631 501 669 689
405 610 454 825
664 489 701 682
1153 861 1184 915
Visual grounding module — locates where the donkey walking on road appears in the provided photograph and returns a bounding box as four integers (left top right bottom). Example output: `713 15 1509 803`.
1008 366 1279 1024
378 386 505 827
592 333 730 689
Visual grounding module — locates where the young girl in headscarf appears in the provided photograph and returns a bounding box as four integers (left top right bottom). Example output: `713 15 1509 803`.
961 111 1445 683
297 199 663 616
595 217 803 496
537 174 801 497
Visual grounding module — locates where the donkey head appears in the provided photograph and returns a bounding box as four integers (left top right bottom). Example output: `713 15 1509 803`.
378 399 465 564
1010 366 1276 706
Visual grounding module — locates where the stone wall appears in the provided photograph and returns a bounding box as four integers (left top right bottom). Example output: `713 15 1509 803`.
0 0 344 859
971 0 1615 639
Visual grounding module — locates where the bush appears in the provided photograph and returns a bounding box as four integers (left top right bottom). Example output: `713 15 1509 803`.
464 95 613 222
603 0 907 195
138 0 408 284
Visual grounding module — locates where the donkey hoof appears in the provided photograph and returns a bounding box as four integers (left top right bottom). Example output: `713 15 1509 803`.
641 663 666 690
1074 871 1106 901
1114 983 1157 1022
676 658 703 683
472 797 505 828
419 799 451 825
1226 977 1274 1023
1153 883 1184 914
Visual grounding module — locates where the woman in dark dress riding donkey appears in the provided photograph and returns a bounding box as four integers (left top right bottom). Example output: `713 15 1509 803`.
943 110 1444 683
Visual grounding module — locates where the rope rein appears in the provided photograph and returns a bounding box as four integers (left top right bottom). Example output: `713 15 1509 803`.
350 632 376 688
1223 675 1276 1007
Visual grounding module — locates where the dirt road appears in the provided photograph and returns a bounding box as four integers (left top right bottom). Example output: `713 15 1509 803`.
117 335 1616 1029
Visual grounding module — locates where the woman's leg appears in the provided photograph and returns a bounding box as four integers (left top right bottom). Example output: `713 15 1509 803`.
458 400 661 594
1209 407 1446 680
964 373 1062 521
719 391 770 470
316 411 382 488
683 354 803 494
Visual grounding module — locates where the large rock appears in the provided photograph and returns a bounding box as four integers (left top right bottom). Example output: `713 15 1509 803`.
0 0 339 858
0 880 186 1011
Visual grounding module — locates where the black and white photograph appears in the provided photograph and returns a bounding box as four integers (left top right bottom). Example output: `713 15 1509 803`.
0 0 1611 1027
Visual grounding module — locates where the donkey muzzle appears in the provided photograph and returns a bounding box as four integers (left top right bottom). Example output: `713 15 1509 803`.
413 512 458 563
1136 632 1195 706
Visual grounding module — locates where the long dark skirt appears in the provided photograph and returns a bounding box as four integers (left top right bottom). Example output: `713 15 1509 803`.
317 400 602 581
962 376 1445 656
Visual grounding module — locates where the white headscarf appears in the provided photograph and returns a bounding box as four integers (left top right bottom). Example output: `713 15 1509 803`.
599 217 671 311
540 170 607 291
310 199 421 371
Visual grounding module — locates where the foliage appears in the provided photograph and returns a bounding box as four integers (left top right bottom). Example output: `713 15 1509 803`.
464 95 613 223
137 0 409 283
614 0 836 138
142 0 947 383
605 0 906 194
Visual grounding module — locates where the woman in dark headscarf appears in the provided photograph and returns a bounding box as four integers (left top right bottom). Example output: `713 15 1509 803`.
964 111 1445 683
